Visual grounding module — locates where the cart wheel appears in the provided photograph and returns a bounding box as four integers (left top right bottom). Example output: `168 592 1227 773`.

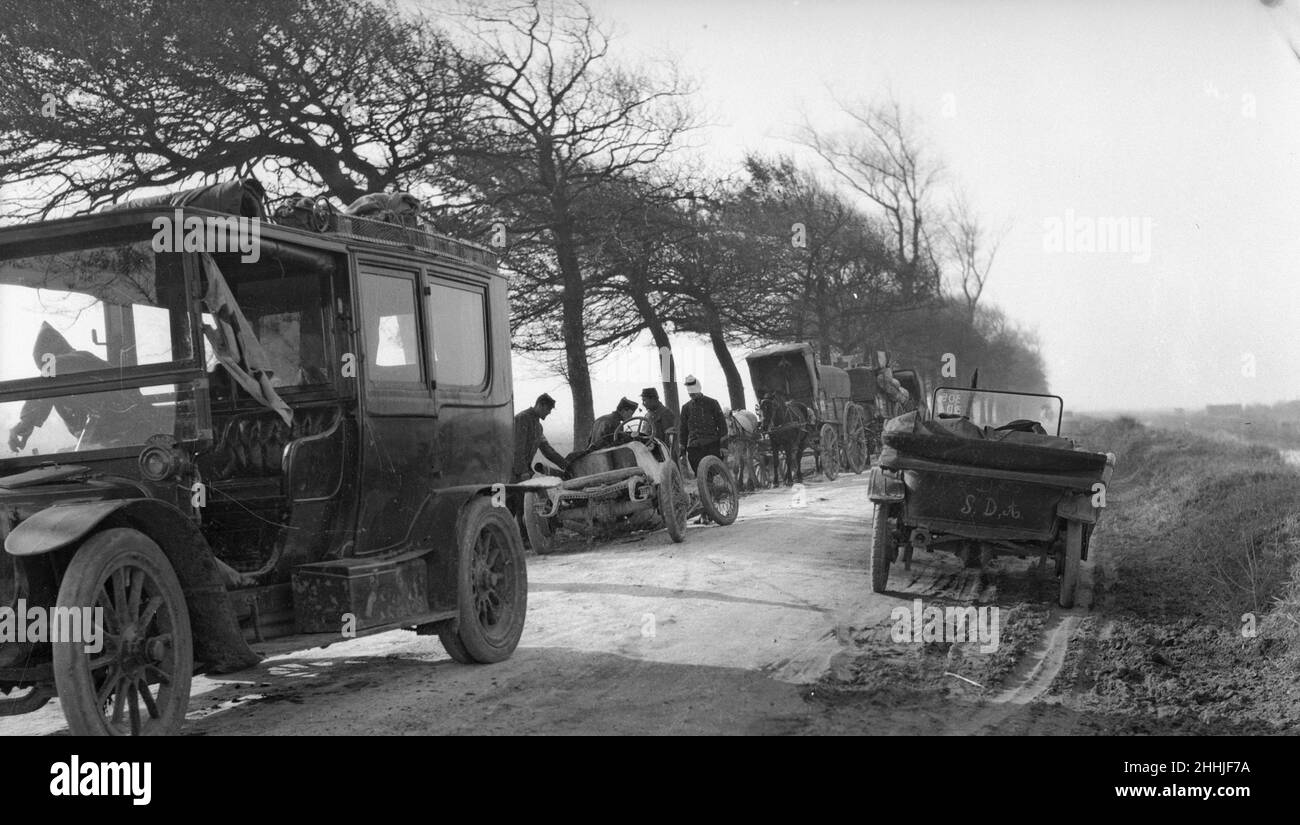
870 503 893 593
819 424 840 481
754 451 772 489
440 498 528 664
1058 520 1082 608
522 492 555 555
659 462 689 542
52 528 193 736
695 455 739 526
843 405 869 474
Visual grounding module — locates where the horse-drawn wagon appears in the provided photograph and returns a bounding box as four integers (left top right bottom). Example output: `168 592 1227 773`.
744 343 872 485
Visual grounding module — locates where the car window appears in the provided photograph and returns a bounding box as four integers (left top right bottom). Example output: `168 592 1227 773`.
425 279 487 388
359 271 422 384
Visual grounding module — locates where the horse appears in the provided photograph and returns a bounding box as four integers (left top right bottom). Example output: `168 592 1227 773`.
724 409 761 491
759 392 812 486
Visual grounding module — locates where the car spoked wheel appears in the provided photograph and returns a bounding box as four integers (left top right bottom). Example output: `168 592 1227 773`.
53 529 193 736
440 498 528 664
472 531 511 635
695 455 739 526
659 462 689 542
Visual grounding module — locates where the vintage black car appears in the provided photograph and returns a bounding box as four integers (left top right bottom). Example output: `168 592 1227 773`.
0 185 527 734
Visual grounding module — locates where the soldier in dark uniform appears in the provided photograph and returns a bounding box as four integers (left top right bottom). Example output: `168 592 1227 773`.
679 375 728 474
511 393 567 482
587 397 638 450
640 387 677 449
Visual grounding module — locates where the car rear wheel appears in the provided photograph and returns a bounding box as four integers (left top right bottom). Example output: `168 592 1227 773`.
871 504 893 593
1058 521 1082 608
440 498 528 664
52 528 193 736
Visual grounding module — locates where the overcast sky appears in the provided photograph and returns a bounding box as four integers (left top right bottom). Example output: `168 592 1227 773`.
517 0 1300 425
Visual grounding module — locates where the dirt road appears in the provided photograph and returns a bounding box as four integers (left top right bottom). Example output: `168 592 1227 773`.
3 473 1097 736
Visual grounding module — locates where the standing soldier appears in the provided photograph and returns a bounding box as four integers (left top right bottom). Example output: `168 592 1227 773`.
640 387 677 450
679 375 727 474
512 393 567 482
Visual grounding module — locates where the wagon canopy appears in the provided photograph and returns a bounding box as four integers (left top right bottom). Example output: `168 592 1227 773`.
745 343 818 401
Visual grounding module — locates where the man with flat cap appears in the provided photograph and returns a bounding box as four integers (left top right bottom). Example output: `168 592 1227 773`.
512 393 567 482
588 397 639 450
679 375 728 474
640 387 677 450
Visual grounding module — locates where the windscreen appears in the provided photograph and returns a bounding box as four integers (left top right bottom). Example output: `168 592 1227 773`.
933 387 1063 435
0 239 195 458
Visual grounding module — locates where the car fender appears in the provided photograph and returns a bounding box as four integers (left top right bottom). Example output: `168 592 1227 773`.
5 499 260 673
867 466 906 503
407 484 514 613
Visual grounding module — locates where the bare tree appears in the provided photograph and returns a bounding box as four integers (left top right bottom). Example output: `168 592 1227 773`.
0 0 483 218
799 95 943 298
450 0 696 443
942 189 1009 323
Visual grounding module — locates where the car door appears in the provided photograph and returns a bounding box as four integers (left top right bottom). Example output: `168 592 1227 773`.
353 260 438 554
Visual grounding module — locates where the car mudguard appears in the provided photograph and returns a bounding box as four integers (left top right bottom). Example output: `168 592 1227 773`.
5 499 260 673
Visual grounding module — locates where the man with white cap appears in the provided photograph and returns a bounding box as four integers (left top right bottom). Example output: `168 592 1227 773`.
679 375 728 474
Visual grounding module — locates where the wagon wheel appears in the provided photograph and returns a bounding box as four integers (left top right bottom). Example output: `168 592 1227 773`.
866 416 884 460
818 424 840 480
695 455 739 525
771 447 788 487
843 404 869 474
52 528 193 736
753 445 773 489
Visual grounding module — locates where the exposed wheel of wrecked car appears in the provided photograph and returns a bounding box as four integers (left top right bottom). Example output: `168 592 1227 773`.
440 498 528 664
52 528 194 736
659 461 688 543
522 491 555 555
695 455 739 526
870 503 893 593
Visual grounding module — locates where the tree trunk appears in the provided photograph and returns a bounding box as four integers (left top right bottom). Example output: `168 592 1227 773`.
702 303 745 411
630 289 680 415
554 221 594 445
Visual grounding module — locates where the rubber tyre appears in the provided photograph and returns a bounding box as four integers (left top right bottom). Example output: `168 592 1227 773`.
1059 520 1082 608
522 492 555 555
659 462 688 543
52 528 193 736
439 498 528 664
695 455 739 526
871 503 892 593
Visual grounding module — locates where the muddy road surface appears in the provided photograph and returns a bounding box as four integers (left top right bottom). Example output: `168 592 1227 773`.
3 474 1117 736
